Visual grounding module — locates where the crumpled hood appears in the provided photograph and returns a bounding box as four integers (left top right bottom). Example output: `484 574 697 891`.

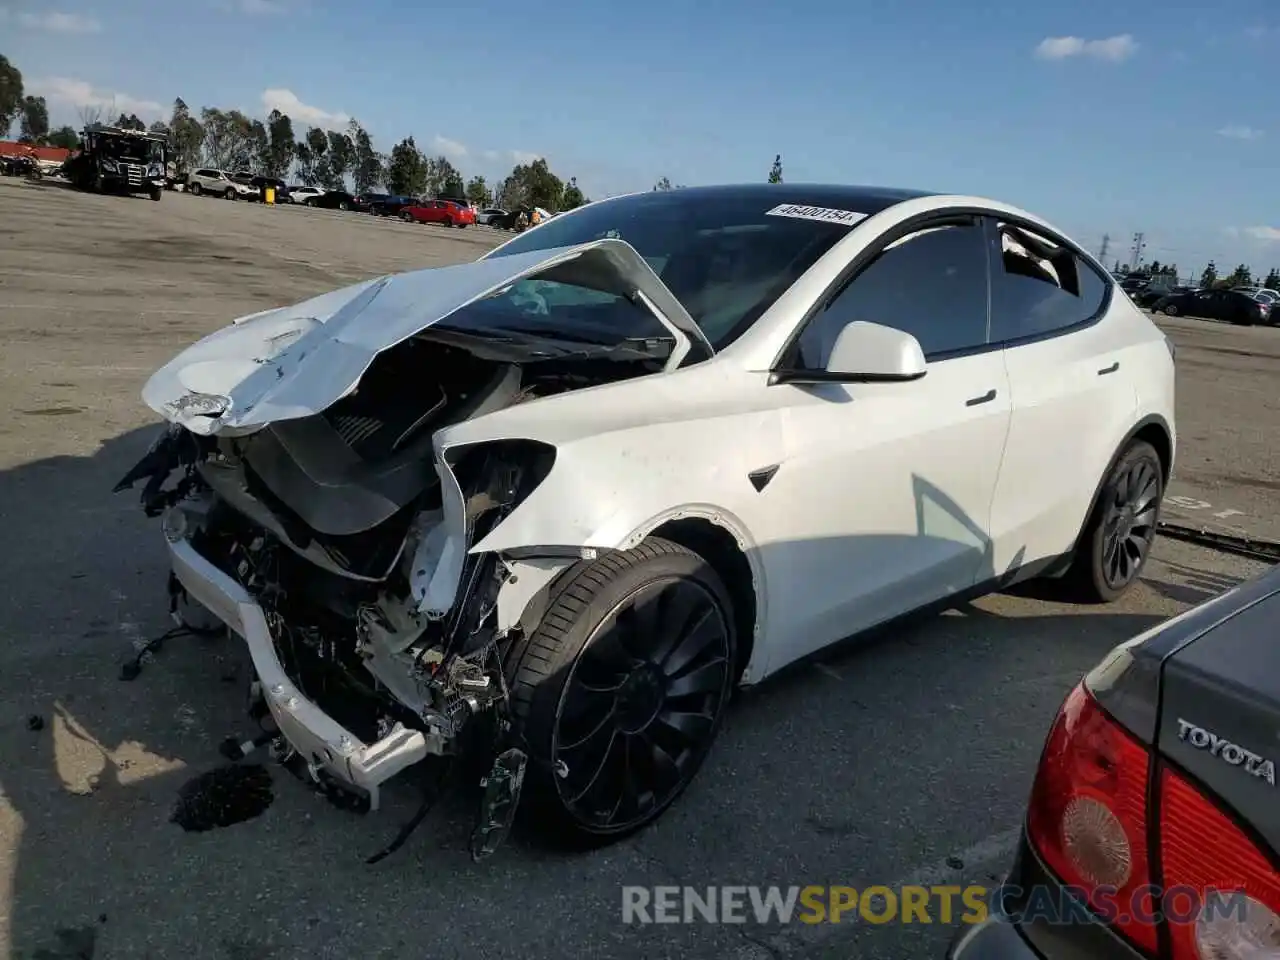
142 239 711 436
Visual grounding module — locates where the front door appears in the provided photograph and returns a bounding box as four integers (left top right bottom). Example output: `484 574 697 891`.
757 217 1013 671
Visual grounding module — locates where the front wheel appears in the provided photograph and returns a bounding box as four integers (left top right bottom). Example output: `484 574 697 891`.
338 200 349 211
1064 440 1163 603
150 187 163 202
506 538 737 847
224 188 236 200
1162 303 1178 316
189 182 201 196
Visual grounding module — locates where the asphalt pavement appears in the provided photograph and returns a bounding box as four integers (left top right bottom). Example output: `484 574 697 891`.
0 178 1275 960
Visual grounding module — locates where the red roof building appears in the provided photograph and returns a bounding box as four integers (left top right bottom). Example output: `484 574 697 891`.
0 141 74 163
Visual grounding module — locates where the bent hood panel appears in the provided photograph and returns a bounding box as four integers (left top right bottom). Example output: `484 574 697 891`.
142 239 709 435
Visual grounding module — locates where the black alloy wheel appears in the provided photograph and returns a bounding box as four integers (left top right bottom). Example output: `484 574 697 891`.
1067 439 1163 602
506 538 737 844
555 578 731 832
1100 457 1160 590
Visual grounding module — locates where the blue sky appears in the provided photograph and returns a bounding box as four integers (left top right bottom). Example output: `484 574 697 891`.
3 0 1279 279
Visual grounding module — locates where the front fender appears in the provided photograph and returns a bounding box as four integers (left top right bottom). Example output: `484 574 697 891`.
468 428 766 556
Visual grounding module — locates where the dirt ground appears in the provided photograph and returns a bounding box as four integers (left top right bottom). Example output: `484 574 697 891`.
0 178 1275 960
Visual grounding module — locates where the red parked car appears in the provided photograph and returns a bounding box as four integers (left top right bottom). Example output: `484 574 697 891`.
399 199 476 228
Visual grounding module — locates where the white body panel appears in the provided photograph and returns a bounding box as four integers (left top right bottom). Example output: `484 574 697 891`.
144 192 1176 698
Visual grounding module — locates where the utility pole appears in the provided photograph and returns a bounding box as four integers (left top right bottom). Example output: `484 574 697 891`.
1099 234 1110 263
1130 232 1146 271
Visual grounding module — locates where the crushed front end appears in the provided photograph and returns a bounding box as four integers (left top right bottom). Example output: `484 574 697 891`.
115 406 557 817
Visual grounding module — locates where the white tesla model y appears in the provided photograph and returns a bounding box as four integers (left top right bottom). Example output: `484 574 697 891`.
118 183 1176 849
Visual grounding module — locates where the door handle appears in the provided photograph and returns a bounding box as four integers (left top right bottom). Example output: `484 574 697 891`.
1098 362 1119 375
966 389 997 406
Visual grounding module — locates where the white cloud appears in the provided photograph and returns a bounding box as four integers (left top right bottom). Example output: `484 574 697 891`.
510 150 543 165
29 76 163 118
1218 124 1264 140
481 149 500 161
1244 226 1280 242
3 8 102 32
260 88 349 130
431 135 467 158
1034 34 1137 62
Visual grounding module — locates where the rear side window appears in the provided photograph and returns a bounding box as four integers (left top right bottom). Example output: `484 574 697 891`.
796 219 990 365
988 222 1107 343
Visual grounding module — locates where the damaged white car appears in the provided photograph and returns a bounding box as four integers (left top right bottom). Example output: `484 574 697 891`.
117 184 1176 853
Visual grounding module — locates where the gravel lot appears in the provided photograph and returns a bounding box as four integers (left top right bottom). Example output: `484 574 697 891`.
0 178 1275 960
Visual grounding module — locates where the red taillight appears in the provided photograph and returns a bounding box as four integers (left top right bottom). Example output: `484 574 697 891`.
1160 768 1280 958
1026 683 1159 952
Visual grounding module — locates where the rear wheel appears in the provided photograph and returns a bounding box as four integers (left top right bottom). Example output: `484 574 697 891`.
506 538 736 847
189 182 201 196
150 187 163 202
1064 440 1163 603
224 187 236 200
400 211 412 222
1163 303 1178 316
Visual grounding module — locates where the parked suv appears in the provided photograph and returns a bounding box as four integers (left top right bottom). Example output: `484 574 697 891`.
187 168 257 200
288 185 324 205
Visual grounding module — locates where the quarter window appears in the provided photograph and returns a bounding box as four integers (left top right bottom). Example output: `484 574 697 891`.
988 222 1107 343
796 219 990 366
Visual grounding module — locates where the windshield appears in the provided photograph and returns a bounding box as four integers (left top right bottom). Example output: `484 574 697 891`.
484 190 856 348
103 136 163 162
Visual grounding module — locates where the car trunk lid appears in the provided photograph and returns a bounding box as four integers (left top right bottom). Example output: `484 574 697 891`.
1155 579 1280 856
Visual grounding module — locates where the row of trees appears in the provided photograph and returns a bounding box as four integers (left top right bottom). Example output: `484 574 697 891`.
0 54 589 211
1116 259 1278 291
1197 261 1279 290
4 52 797 209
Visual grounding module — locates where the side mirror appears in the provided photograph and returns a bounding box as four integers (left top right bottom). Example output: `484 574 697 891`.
774 321 927 384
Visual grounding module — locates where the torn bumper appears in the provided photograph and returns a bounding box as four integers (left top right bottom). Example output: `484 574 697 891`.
165 532 436 810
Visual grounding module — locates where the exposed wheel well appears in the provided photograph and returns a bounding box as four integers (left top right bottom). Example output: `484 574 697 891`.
1133 421 1172 484
649 518 756 680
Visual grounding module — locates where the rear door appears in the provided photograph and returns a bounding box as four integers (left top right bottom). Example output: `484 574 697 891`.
985 218 1137 573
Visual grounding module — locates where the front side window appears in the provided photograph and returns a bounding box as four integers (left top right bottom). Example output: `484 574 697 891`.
795 219 990 367
988 222 1107 343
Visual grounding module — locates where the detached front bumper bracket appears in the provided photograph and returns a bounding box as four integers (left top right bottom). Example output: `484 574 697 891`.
165 535 435 810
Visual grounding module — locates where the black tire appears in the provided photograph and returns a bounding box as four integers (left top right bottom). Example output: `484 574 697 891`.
1163 303 1178 316
338 200 349 211
400 211 413 222
189 182 201 196
1063 440 1163 603
150 187 163 202
506 537 737 847
224 187 236 200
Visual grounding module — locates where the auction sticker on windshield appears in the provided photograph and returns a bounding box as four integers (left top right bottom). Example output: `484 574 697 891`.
765 204 868 226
